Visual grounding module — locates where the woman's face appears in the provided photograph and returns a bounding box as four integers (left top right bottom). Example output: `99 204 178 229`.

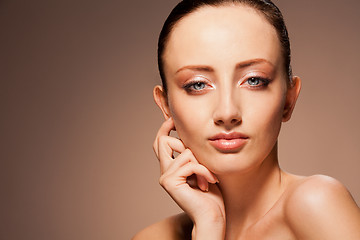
157 5 299 175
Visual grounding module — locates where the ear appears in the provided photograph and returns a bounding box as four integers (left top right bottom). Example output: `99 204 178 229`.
153 85 171 120
282 76 301 122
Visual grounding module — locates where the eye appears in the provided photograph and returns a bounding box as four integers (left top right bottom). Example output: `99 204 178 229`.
192 82 206 90
243 77 270 88
183 80 212 94
247 77 261 86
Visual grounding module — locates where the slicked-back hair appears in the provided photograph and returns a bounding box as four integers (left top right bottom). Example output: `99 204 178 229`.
158 0 292 93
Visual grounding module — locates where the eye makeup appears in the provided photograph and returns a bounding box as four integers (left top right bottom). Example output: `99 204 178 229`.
235 61 276 90
181 76 215 94
238 73 272 90
174 58 277 94
243 76 271 89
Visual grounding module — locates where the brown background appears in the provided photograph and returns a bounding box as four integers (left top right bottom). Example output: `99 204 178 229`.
1 0 359 239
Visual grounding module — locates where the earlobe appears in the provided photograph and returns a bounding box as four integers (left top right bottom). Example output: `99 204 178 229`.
282 76 301 122
153 85 171 120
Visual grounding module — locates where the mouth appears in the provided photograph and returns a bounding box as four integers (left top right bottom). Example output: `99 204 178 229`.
208 132 249 152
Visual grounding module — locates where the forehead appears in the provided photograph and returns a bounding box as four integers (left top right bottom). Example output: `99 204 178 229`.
164 4 282 74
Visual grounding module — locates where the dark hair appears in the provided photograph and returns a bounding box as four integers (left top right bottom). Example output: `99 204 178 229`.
157 0 293 92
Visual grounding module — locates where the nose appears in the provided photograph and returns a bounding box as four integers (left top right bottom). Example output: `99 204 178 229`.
213 91 242 128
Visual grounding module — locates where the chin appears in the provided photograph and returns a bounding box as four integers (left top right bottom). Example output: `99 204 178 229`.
193 150 263 175
191 140 278 176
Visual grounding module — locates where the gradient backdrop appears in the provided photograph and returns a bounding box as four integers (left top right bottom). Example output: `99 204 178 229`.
1 0 359 239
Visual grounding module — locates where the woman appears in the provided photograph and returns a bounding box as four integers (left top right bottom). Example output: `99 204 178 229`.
134 0 360 239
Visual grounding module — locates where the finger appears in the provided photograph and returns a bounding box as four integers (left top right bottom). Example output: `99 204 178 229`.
160 162 216 192
165 149 218 190
175 162 218 186
185 174 210 192
158 136 186 172
196 174 209 192
163 149 200 189
164 149 194 174
158 136 186 159
153 117 175 155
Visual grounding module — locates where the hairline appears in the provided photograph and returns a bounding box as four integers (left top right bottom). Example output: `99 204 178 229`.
159 1 292 93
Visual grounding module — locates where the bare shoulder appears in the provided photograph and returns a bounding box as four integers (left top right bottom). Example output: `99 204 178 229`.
284 175 360 239
132 213 193 240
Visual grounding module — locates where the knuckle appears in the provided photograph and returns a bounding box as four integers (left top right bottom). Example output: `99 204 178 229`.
182 161 193 169
153 137 160 150
187 162 196 168
158 135 167 145
181 149 196 162
159 175 170 188
158 175 164 186
183 148 192 155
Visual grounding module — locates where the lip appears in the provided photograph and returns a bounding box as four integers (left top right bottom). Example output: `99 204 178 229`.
208 132 249 152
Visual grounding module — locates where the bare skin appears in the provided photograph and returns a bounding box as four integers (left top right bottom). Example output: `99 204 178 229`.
134 4 360 240
135 177 360 240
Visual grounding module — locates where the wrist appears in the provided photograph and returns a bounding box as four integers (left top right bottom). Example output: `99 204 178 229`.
192 218 225 240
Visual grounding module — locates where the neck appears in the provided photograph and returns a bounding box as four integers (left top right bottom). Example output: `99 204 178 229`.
216 144 285 238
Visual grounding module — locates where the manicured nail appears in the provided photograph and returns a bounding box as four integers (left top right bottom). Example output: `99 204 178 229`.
205 185 209 192
201 181 209 192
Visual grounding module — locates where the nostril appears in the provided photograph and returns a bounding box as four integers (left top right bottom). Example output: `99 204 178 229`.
215 119 224 125
214 118 241 126
231 118 240 124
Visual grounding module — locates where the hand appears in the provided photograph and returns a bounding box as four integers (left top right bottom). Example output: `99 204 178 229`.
153 118 225 238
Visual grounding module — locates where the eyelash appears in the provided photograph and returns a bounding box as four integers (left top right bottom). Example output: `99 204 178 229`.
182 80 212 93
182 76 270 93
242 77 270 89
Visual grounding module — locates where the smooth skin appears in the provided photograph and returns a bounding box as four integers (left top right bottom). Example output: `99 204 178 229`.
134 4 360 240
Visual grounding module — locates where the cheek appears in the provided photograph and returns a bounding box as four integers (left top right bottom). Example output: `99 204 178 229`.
168 94 210 147
245 91 285 140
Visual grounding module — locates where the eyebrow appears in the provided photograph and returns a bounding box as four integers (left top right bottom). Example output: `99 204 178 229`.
235 58 274 69
175 65 214 74
175 58 274 74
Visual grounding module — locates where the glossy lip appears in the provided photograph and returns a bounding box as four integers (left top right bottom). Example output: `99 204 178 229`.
208 132 249 152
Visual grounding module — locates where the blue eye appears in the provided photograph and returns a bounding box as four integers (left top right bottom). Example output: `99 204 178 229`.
183 81 208 93
245 77 270 88
247 77 261 86
192 82 206 90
